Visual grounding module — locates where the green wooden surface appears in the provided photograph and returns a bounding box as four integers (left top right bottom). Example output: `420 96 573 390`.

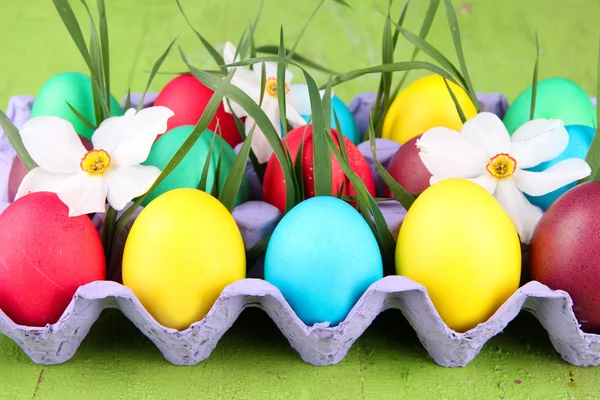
1 0 600 398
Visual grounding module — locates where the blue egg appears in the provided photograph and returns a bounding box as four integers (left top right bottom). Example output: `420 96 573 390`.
264 196 383 326
300 95 360 145
525 125 595 210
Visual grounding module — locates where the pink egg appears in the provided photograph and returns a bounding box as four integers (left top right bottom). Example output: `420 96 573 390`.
0 192 106 326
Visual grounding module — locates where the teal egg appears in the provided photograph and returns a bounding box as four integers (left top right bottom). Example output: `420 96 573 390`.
503 77 596 134
31 72 123 140
301 95 360 144
525 125 595 210
264 196 383 326
142 125 249 206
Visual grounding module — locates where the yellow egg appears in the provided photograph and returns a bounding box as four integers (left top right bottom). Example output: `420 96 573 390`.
396 178 521 332
382 74 477 144
122 188 245 330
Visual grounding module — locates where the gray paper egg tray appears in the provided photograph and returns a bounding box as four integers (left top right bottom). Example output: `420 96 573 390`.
0 92 599 368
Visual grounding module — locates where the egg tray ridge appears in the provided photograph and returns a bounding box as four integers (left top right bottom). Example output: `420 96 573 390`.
1 92 600 368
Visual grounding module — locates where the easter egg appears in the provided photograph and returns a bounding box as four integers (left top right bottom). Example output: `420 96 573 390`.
530 181 600 333
525 125 595 211
0 192 105 326
384 134 432 196
154 74 241 148
142 125 249 206
31 72 123 141
122 188 245 330
298 92 360 144
264 196 383 326
262 125 375 214
382 74 477 144
396 178 521 332
503 78 596 134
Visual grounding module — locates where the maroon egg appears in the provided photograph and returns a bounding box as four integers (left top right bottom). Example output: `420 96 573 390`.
530 181 600 333
383 134 432 197
8 135 92 203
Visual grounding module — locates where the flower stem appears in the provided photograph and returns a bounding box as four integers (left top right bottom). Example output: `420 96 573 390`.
102 206 117 264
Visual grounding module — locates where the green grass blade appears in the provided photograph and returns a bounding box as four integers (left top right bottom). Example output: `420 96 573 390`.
277 28 288 137
219 127 254 211
80 0 106 122
97 0 110 113
530 32 540 121
258 62 267 107
124 87 131 110
246 232 272 272
443 77 466 123
367 119 415 209
391 1 410 50
381 1 393 110
583 39 600 182
254 45 338 74
198 122 218 191
442 0 480 110
294 129 305 201
322 77 333 137
228 102 266 181
290 0 325 57
176 0 226 72
211 140 223 198
331 0 352 7
66 101 97 130
234 28 249 61
52 0 93 69
0 111 36 171
182 50 297 211
248 0 264 59
114 68 235 239
306 72 331 198
137 35 179 112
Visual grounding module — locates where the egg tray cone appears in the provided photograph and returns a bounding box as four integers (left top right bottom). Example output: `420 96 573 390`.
1 92 600 368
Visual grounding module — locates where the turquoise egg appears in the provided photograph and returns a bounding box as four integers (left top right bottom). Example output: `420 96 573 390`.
31 72 123 141
301 95 360 144
503 78 596 134
525 125 595 211
142 125 249 206
264 196 383 326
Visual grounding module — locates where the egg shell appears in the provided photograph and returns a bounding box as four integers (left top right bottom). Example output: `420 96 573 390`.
31 72 123 141
525 125 595 211
384 134 432 196
396 178 521 332
142 125 249 207
122 188 246 330
264 196 383 326
0 192 106 327
382 74 477 144
530 181 600 333
262 125 375 214
503 78 597 134
299 94 360 144
153 74 241 148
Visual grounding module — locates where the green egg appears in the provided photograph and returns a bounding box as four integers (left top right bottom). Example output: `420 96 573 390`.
142 125 249 207
31 72 123 140
503 77 596 134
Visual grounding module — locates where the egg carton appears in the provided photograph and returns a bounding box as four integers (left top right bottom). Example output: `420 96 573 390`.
1 92 599 368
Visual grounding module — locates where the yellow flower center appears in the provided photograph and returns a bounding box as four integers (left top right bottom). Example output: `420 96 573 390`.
265 77 290 98
80 149 111 175
486 153 517 179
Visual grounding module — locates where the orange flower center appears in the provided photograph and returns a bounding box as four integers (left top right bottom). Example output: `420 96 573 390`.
486 153 517 179
80 149 111 175
265 77 290 98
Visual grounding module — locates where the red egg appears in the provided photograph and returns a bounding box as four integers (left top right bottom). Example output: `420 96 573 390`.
154 74 241 148
0 192 105 326
530 181 600 332
263 125 375 214
384 134 432 197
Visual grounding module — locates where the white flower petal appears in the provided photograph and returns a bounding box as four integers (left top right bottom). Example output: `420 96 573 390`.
93 106 174 166
509 119 569 169
223 41 239 65
460 112 510 157
19 116 86 173
104 165 160 210
259 62 293 82
417 127 488 179
514 159 592 196
494 179 542 244
285 102 309 128
287 84 312 116
468 173 498 194
16 168 107 217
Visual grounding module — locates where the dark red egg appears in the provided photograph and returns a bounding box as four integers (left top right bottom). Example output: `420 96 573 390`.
384 134 431 197
530 181 600 333
154 74 241 148
0 192 106 327
263 125 375 214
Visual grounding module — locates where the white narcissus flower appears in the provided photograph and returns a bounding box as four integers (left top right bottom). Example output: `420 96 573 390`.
222 41 313 163
416 112 591 243
15 106 174 217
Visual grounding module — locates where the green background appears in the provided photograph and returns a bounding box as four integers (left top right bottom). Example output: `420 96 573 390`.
2 0 600 398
